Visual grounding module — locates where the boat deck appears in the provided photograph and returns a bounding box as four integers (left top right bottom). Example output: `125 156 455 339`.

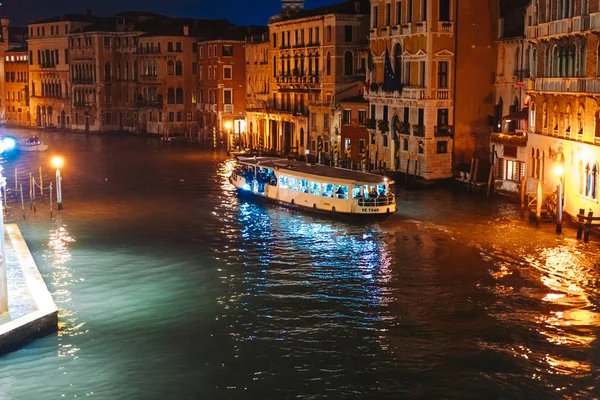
237 157 394 185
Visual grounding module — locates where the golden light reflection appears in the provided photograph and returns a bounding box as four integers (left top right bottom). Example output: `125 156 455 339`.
51 156 64 169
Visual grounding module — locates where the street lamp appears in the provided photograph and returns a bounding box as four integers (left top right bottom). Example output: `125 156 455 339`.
0 137 16 314
52 156 64 211
224 120 233 151
554 164 564 234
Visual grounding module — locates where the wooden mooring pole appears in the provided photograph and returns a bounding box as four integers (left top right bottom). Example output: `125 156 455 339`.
576 208 585 240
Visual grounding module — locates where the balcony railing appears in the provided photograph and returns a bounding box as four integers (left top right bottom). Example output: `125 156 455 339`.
72 78 95 85
412 125 425 137
136 47 161 55
415 21 427 33
402 23 411 35
40 63 56 69
434 125 454 137
136 100 163 108
438 21 454 33
572 15 590 32
591 12 600 30
530 77 600 94
365 86 441 101
224 104 234 113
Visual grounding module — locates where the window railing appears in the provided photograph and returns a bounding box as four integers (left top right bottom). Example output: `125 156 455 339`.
434 125 454 137
412 125 425 137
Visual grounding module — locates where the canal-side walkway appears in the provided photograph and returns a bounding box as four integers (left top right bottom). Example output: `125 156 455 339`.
0 224 58 355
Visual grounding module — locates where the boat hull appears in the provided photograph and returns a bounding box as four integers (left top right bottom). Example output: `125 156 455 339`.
17 144 48 152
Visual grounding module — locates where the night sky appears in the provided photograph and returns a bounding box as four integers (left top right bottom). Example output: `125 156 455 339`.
2 0 342 27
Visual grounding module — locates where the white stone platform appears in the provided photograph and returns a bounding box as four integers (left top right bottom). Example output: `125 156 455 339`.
0 224 58 355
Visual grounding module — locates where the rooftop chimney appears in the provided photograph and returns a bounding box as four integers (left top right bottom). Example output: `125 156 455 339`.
183 25 189 36
281 0 304 11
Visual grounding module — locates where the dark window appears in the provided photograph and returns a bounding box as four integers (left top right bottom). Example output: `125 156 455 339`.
408 0 413 22
344 26 353 42
439 0 450 21
176 42 182 52
64 49 69 64
385 3 391 25
29 51 33 65
418 108 424 126
437 108 449 125
222 45 233 56
175 61 183 75
344 51 353 75
343 109 352 125
192 43 198 53
403 138 408 150
224 89 232 104
421 0 427 20
436 141 447 154
326 53 332 75
175 88 184 104
327 26 332 42
383 106 389 121
167 88 175 104
373 6 379 28
103 37 110 47
438 61 448 88
168 42 174 52
358 110 366 125
396 1 402 24
370 104 376 119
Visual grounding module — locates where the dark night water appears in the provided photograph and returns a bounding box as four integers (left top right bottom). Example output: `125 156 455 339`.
0 129 599 400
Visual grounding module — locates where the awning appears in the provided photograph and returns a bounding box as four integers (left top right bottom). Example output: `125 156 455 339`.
503 108 528 121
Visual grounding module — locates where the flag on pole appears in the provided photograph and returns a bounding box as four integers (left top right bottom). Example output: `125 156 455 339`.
383 49 398 92
368 49 375 72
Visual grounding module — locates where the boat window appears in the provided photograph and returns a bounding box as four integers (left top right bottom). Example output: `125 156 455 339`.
322 183 334 197
279 175 289 189
364 185 376 198
377 184 387 196
335 185 349 200
352 186 362 199
300 179 309 193
309 181 321 195
289 177 299 191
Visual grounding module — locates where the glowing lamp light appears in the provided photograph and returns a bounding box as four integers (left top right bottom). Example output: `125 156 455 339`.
2 137 16 151
224 121 233 131
554 165 564 177
51 156 64 169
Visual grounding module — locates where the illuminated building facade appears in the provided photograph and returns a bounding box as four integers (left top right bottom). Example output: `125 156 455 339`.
3 46 29 126
198 29 250 149
28 13 94 128
523 0 600 218
255 0 369 158
365 0 498 179
491 1 529 195
245 32 271 149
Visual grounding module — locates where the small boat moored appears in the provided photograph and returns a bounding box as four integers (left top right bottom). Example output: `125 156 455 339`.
230 157 396 217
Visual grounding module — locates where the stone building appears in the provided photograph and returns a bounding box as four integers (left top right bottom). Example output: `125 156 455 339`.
365 0 498 180
28 13 95 128
336 95 370 167
3 46 29 126
523 0 600 218
198 26 264 149
245 32 271 150
491 0 529 195
249 0 369 158
68 14 141 133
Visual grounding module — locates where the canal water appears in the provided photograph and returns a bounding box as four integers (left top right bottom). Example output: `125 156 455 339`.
0 129 599 399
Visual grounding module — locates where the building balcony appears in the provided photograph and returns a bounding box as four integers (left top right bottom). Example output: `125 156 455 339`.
365 86 451 102
438 21 454 33
526 77 600 95
136 47 162 55
140 74 159 80
72 79 95 85
415 21 427 34
412 125 425 137
401 23 412 35
573 15 590 32
591 12 600 30
434 125 454 138
224 104 234 113
73 102 95 108
136 99 163 108
491 132 527 147
40 63 56 69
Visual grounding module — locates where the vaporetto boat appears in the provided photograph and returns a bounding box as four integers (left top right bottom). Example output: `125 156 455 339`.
229 157 396 216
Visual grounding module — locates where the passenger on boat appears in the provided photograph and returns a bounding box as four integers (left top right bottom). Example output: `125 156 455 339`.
369 188 378 198
336 187 344 199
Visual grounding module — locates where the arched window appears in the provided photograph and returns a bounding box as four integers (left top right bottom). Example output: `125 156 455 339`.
579 160 585 194
326 52 331 76
578 104 585 136
552 103 558 133
344 51 353 76
394 44 402 86
104 61 112 82
552 45 559 77
116 62 121 81
175 60 183 76
175 87 183 104
167 88 175 104
273 56 277 77
167 60 174 75
592 163 599 199
530 101 536 129
542 102 548 129
565 103 572 138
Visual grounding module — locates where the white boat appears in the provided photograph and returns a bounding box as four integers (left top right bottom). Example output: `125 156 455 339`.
17 137 48 152
230 157 397 217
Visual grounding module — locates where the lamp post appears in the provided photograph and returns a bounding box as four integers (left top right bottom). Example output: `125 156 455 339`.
224 120 233 151
554 164 564 234
52 156 64 211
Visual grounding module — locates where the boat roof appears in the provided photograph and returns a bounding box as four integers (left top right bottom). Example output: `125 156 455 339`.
236 157 395 185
